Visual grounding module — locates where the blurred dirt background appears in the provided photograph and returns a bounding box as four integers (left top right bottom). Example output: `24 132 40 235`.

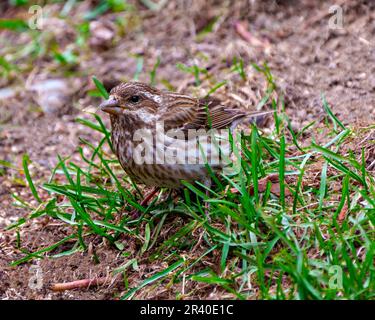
0 0 374 299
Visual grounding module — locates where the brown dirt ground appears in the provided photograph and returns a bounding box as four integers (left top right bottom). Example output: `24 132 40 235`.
0 0 374 299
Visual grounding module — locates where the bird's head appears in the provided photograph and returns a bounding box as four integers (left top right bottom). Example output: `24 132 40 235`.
99 82 162 119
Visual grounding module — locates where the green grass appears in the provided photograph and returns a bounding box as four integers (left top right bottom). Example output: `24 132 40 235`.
9 84 375 299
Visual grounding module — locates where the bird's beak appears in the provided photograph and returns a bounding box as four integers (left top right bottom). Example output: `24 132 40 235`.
99 97 123 115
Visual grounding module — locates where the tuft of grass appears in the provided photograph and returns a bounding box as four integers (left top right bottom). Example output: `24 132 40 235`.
149 57 161 86
231 57 247 81
92 76 109 99
176 62 208 86
9 66 375 300
0 18 28 32
22 154 41 203
133 55 144 81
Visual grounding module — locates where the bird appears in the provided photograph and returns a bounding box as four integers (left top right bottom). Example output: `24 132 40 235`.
99 82 272 209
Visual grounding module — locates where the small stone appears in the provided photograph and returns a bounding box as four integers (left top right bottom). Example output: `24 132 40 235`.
29 78 77 115
355 72 367 80
89 21 114 49
10 145 22 154
0 87 17 100
328 62 337 69
291 120 300 131
296 109 307 119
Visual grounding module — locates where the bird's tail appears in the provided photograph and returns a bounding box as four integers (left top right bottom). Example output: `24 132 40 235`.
232 110 274 129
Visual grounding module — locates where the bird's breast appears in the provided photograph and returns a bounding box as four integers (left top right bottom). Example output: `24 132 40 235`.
111 125 235 187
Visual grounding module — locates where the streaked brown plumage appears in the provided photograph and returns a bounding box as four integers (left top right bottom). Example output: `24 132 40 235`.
99 82 271 188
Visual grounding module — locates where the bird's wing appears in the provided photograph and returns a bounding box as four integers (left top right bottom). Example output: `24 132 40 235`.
161 96 248 131
160 96 199 131
183 97 247 130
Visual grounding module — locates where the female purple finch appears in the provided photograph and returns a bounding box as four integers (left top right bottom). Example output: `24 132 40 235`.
99 82 271 189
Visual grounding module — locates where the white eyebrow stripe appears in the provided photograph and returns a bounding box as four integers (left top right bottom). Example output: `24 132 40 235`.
142 91 162 104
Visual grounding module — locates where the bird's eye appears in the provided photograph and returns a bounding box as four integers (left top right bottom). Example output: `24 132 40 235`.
130 95 140 103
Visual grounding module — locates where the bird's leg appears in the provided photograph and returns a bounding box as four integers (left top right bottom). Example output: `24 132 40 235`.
130 187 159 219
140 187 159 206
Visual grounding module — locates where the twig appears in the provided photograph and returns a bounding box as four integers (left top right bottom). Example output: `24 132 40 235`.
50 277 110 292
234 21 271 49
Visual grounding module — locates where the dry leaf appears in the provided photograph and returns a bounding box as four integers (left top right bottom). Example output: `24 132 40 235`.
338 203 348 223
